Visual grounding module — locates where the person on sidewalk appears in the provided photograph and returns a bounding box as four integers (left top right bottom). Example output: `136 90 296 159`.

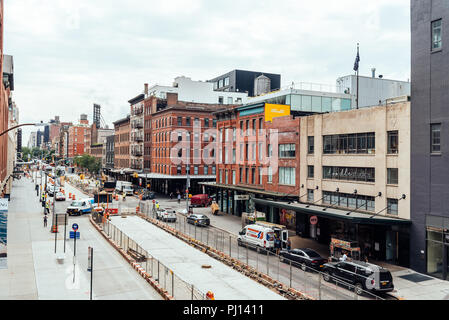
35 184 39 196
43 215 48 227
45 201 50 215
177 193 181 204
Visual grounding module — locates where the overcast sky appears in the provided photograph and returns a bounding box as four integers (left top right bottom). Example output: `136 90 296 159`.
4 0 411 144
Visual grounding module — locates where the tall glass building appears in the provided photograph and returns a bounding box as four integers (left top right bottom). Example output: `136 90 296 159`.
246 88 352 114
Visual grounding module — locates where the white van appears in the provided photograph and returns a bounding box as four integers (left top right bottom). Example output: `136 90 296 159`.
115 181 134 195
237 224 276 250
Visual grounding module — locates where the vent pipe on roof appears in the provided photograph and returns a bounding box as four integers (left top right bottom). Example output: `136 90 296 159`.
371 68 376 78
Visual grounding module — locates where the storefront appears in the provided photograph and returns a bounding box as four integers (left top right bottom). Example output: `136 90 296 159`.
426 215 449 280
253 198 411 267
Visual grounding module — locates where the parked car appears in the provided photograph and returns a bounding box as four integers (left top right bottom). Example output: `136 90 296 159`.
47 184 59 196
66 199 93 216
237 224 275 251
322 260 394 296
279 248 328 271
141 191 156 200
55 191 66 201
190 194 212 207
186 214 210 227
157 208 177 222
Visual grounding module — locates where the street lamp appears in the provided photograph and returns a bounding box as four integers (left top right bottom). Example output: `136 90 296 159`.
0 121 48 137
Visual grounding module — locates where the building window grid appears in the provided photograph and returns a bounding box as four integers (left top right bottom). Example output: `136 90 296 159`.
323 132 375 155
431 124 441 153
323 166 375 183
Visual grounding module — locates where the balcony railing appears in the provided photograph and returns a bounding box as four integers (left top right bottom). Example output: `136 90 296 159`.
132 107 143 116
132 150 143 157
132 121 144 129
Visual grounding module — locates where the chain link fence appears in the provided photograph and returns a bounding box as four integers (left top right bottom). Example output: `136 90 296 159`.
93 211 206 300
136 201 387 301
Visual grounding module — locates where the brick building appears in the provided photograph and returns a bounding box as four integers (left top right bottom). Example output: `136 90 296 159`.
203 103 301 218
141 95 222 194
67 115 89 159
112 116 130 170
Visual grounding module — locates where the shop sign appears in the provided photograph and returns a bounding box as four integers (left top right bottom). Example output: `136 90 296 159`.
310 216 318 225
235 195 250 201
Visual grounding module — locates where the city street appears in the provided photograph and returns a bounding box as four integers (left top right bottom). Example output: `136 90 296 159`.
0 175 163 300
63 174 386 300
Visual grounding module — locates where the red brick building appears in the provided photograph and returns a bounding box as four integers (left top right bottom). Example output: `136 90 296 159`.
141 92 224 194
203 102 301 224
68 116 89 158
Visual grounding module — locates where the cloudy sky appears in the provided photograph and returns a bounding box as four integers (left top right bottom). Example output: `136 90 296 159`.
4 0 411 144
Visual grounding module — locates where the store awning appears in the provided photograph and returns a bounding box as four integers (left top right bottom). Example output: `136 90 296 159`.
253 198 412 226
138 173 216 180
199 181 295 198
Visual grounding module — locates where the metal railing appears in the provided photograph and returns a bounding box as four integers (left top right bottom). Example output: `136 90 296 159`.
135 201 387 301
96 214 206 300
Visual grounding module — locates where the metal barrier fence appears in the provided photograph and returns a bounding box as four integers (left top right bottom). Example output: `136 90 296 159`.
95 212 206 300
136 201 386 301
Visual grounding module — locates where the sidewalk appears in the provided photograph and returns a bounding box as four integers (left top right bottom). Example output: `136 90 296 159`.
0 177 162 300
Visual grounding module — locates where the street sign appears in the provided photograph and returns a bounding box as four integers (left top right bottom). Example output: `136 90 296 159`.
72 223 79 231
69 231 80 239
310 216 318 225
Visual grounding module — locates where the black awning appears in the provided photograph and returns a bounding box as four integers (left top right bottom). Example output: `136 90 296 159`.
253 198 411 226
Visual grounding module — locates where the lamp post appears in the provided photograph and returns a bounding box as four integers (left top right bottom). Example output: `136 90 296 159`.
0 122 48 138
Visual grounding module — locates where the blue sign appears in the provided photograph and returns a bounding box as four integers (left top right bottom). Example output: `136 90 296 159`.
72 223 79 231
69 231 80 239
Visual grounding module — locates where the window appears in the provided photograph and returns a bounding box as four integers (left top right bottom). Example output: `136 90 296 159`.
252 119 256 136
279 144 296 158
239 168 243 183
387 168 399 185
387 131 399 154
178 133 182 142
186 117 191 126
218 79 223 88
245 168 249 184
308 166 314 178
204 118 209 128
204 166 208 175
194 118 200 127
219 170 223 183
432 19 442 50
387 199 398 215
259 118 263 135
194 166 199 175
232 170 236 185
219 96 224 104
227 97 233 104
211 166 216 175
259 168 263 185
324 132 375 154
251 168 256 184
240 121 244 136
268 167 273 183
267 144 273 157
224 77 230 86
308 137 314 154
307 189 314 202
212 119 217 128
279 167 295 186
431 124 441 153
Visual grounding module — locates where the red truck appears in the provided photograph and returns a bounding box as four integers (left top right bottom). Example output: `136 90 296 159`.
190 194 212 207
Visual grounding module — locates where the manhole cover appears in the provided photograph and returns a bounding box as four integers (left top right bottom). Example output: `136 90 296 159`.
398 273 434 283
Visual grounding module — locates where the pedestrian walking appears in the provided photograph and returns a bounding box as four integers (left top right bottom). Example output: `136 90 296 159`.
170 192 173 200
43 215 48 227
35 184 39 196
177 193 181 204
45 201 50 215
274 235 281 255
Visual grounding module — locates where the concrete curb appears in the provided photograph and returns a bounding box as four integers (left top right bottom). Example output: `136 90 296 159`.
89 216 174 300
136 212 312 300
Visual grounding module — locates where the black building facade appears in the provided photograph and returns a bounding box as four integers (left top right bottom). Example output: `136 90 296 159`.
411 0 449 280
208 69 281 97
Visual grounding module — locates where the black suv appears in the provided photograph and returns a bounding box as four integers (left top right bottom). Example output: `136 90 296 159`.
322 260 394 295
